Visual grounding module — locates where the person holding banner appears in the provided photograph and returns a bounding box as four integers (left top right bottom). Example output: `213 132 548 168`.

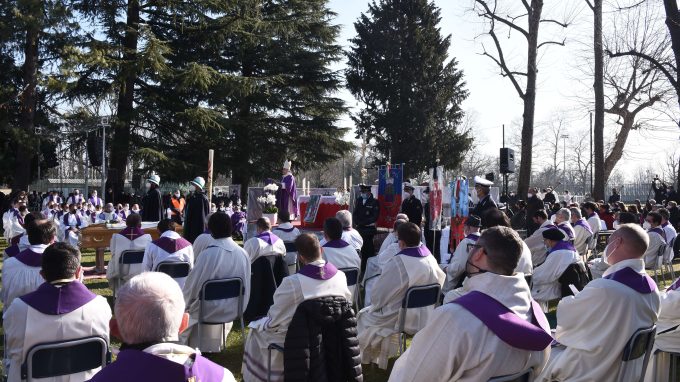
471 176 497 225
353 184 380 272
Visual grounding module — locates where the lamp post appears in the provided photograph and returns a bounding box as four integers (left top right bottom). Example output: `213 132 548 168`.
100 117 110 201
561 134 569 189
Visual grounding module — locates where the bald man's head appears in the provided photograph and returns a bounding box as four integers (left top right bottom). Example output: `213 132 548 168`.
607 224 649 264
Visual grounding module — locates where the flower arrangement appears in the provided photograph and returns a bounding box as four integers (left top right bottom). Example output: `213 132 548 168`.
334 191 350 207
258 184 279 213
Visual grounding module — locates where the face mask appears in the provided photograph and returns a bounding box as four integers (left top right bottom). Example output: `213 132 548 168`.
404 192 411 199
603 243 617 265
211 207 217 213
194 186 200 192
466 260 488 277
174 193 180 198
146 183 151 190
361 193 368 199
132 209 139 214
528 193 533 198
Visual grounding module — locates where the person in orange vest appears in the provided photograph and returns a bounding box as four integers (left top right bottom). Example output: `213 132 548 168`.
169 189 185 224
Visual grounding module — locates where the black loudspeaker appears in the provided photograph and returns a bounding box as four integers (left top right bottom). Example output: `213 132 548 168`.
485 172 495 182
87 135 103 167
500 147 515 174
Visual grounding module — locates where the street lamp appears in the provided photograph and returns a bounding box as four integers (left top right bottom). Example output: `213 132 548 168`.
561 134 569 189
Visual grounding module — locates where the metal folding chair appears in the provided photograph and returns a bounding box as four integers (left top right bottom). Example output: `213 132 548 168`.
397 284 441 354
652 349 680 381
267 343 285 382
488 367 534 382
113 249 145 298
198 277 246 352
155 261 191 279
283 241 299 273
21 336 109 381
617 325 656 382
651 245 668 285
340 267 361 310
663 237 676 282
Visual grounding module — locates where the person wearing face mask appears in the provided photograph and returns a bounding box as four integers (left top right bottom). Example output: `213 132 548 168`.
526 187 545 235
642 211 667 269
89 190 103 208
140 174 163 222
352 184 380 273
538 224 660 382
392 227 552 382
60 203 88 247
183 177 210 244
400 183 423 226
67 189 83 205
169 189 185 225
530 228 583 304
97 202 122 223
357 222 445 369
524 209 558 265
470 176 497 224
130 203 141 215
442 215 483 292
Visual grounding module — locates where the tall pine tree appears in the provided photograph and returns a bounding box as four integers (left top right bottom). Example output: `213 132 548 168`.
346 0 470 177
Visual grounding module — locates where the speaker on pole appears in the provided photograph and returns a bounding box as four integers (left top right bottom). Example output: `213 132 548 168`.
87 135 103 167
499 148 515 174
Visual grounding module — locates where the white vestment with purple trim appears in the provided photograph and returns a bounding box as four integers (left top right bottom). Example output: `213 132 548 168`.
106 227 152 292
531 243 582 303
243 232 286 264
141 230 194 288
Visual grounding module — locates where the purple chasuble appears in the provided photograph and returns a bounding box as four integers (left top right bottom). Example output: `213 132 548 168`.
256 231 280 246
573 219 593 235
89 349 224 382
649 227 667 243
152 235 192 254
276 173 299 216
548 240 576 255
452 291 553 351
557 223 575 239
604 266 657 294
15 248 43 267
298 262 339 280
20 281 97 315
5 244 20 257
89 196 102 207
396 245 431 258
118 227 146 241
322 239 350 249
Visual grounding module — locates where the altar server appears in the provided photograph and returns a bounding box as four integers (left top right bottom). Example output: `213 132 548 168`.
1 219 56 311
389 226 552 381
180 212 250 352
442 215 482 292
271 210 301 242
141 173 163 222
583 201 601 237
142 219 194 288
242 233 351 382
89 272 235 382
570 207 593 257
106 213 152 292
3 243 111 382
357 222 445 369
643 211 667 268
538 224 660 381
184 176 210 243
524 209 558 265
243 217 286 263
531 229 583 303
60 204 88 247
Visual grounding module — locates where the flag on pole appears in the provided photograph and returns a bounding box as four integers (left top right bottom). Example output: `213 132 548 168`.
377 164 403 228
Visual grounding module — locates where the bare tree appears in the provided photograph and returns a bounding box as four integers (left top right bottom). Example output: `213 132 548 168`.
472 0 571 197
570 129 593 195
663 150 680 186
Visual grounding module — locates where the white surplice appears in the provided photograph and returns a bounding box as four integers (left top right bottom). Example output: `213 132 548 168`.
271 223 300 242
192 232 215 261
342 228 364 251
442 234 480 293
573 223 591 257
587 214 601 239
3 286 111 382
59 213 88 247
241 260 351 382
106 232 152 292
1 245 48 311
357 248 446 369
243 232 286 263
537 259 660 382
389 273 549 382
362 242 403 307
180 238 251 352
644 281 680 382
378 233 398 257
525 220 555 265
531 247 582 303
322 242 361 299
643 230 666 269
141 231 194 288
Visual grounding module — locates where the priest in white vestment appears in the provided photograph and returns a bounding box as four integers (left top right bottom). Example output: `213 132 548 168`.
538 224 660 382
570 207 593 258
584 201 601 240
321 217 361 299
390 227 551 381
90 272 236 382
272 211 301 274
242 233 351 382
142 219 194 288
3 242 111 382
357 222 445 369
180 213 251 352
531 228 583 303
106 214 152 292
363 219 409 307
1 219 56 311
443 215 482 293
243 217 286 263
331 209 364 251
524 210 558 265
643 211 667 269
59 205 88 247
644 276 680 381
95 203 122 223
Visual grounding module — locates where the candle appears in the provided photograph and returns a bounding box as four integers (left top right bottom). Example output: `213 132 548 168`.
302 178 306 195
349 175 353 191
343 177 347 191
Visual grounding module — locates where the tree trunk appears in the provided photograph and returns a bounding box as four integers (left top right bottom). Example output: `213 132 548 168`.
593 0 606 200
517 0 543 196
661 1 680 189
106 0 139 203
12 1 41 192
603 114 634 182
232 60 254 202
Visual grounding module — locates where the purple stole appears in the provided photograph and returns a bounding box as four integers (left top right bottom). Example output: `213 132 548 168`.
542 223 557 230
89 196 102 207
15 248 43 267
396 245 431 258
12 209 24 225
69 195 83 204
10 233 23 246
649 227 667 243
548 240 576 255
668 277 680 291
256 231 280 246
89 349 224 382
118 210 129 220
20 281 97 315
5 244 20 257
118 227 146 241
322 239 350 249
465 233 480 242
274 226 296 233
298 262 338 280
152 235 192 254
557 223 574 239
573 219 593 235
451 291 553 351
63 213 81 230
604 266 657 294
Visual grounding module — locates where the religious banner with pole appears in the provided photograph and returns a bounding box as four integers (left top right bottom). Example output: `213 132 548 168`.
207 149 214 202
429 165 444 230
377 163 403 228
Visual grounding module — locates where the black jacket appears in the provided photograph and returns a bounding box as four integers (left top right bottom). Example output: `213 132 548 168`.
244 255 289 322
141 187 162 222
283 296 363 382
400 195 423 226
352 195 379 227
183 191 209 243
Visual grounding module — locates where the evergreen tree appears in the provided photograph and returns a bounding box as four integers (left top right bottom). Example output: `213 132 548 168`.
346 0 470 177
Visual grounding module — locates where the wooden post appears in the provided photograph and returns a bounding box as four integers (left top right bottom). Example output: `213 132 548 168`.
207 149 214 202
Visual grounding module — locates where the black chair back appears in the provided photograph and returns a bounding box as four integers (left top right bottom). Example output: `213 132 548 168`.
284 241 297 253
22 336 109 380
120 250 145 264
156 261 191 278
340 267 359 287
402 284 441 309
487 368 533 382
201 278 243 301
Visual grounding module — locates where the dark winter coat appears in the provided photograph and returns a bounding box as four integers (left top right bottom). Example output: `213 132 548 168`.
243 255 289 322
141 187 162 222
283 296 362 382
183 191 210 243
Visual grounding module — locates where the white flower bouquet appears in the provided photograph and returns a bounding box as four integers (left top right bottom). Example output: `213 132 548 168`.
258 186 279 213
334 191 350 207
263 183 280 193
